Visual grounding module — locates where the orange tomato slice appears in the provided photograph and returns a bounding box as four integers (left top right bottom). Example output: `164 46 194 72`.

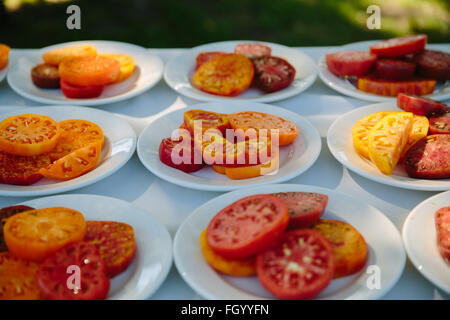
39 141 102 180
357 76 436 96
0 252 40 300
59 55 120 86
200 229 256 277
99 53 135 83
3 207 87 261
49 119 104 161
227 111 299 146
0 114 60 156
192 53 254 96
0 44 10 70
42 44 97 66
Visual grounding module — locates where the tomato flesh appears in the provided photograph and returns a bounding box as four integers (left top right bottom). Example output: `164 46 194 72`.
252 56 296 93
31 63 60 89
357 76 436 96
414 50 450 81
370 34 427 58
325 51 377 76
376 59 416 80
60 79 103 99
234 43 272 59
183 109 230 135
159 134 205 173
397 93 449 117
435 207 450 261
0 152 51 186
195 51 226 70
0 205 34 252
429 113 450 134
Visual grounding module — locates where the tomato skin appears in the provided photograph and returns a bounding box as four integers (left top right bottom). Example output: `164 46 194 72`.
429 113 450 134
397 93 449 117
37 241 110 300
325 51 377 76
376 59 416 80
195 51 226 70
60 79 103 99
159 136 205 173
252 56 296 93
435 207 450 261
404 134 450 179
273 192 328 229
357 76 436 96
414 50 450 81
183 109 230 135
370 34 427 58
256 229 334 300
0 152 51 186
31 63 61 89
207 194 289 260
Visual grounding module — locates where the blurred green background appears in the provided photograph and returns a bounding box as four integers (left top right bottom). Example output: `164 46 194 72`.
1 0 449 48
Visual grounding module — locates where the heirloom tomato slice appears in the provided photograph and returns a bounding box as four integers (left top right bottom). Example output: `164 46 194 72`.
43 44 97 66
401 115 429 158
0 205 34 252
195 51 226 70
183 109 230 135
0 152 51 186
429 113 450 135
369 34 427 58
60 78 104 99
397 93 449 117
356 76 436 97
0 44 10 70
0 114 60 156
99 53 135 83
435 207 450 261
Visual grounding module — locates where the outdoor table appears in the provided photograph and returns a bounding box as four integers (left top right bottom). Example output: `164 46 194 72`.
0 46 448 300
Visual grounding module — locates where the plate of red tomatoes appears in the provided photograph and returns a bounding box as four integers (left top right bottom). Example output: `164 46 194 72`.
7 40 164 106
164 40 317 102
319 35 450 102
0 194 172 300
173 184 405 300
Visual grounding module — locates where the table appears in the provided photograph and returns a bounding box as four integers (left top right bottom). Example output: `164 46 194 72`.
0 46 449 300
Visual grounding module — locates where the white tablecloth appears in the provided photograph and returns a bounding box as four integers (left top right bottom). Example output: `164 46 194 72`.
0 46 449 300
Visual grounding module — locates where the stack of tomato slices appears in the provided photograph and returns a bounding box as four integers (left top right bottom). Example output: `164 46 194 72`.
31 44 136 98
201 192 367 300
0 205 136 300
352 94 450 179
193 43 296 96
326 34 450 96
0 114 104 185
158 109 299 180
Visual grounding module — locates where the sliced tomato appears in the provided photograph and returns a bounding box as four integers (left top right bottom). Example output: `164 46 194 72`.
273 192 328 229
0 114 60 156
195 51 226 70
84 221 136 278
401 115 429 159
0 252 40 300
0 44 10 70
414 50 450 81
234 43 272 58
31 63 60 89
0 152 51 186
252 56 296 93
192 53 254 96
60 79 103 99
43 44 97 66
37 241 110 300
39 141 102 180
435 207 450 261
357 76 436 97
404 134 450 179
200 229 256 277
0 205 34 252
99 53 135 83
311 219 367 278
370 34 427 58
397 93 449 117
325 51 377 76
256 229 334 300
159 133 204 173
3 207 87 261
429 113 450 134
206 194 289 260
183 109 230 135
375 59 416 80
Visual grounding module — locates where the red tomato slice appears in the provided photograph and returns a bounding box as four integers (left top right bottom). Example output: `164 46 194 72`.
429 113 450 134
60 79 103 99
252 56 296 93
195 51 226 70
206 194 289 260
273 192 328 229
183 109 230 135
370 34 427 58
357 76 436 96
0 152 51 186
325 51 377 77
376 59 416 80
256 229 334 300
159 134 204 173
36 241 110 300
234 43 272 58
414 50 450 81
435 207 450 261
397 93 449 117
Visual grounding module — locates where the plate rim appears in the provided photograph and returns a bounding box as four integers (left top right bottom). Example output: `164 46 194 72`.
18 193 173 300
136 101 321 191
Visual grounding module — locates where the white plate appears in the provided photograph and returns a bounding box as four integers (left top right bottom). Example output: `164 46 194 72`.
0 64 7 82
327 102 450 191
7 40 164 106
0 106 136 197
403 191 450 294
164 40 317 102
318 41 450 102
20 194 173 300
137 101 321 191
173 183 405 300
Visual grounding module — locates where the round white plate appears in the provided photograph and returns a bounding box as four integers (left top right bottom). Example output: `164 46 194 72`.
327 102 450 191
403 191 450 294
0 64 7 82
137 101 321 191
0 106 136 197
164 40 317 103
318 41 450 102
7 40 164 106
20 194 173 300
174 183 405 300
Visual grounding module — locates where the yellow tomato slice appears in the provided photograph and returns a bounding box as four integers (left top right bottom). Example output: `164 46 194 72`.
43 44 97 66
99 53 135 83
368 112 413 174
401 115 429 158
